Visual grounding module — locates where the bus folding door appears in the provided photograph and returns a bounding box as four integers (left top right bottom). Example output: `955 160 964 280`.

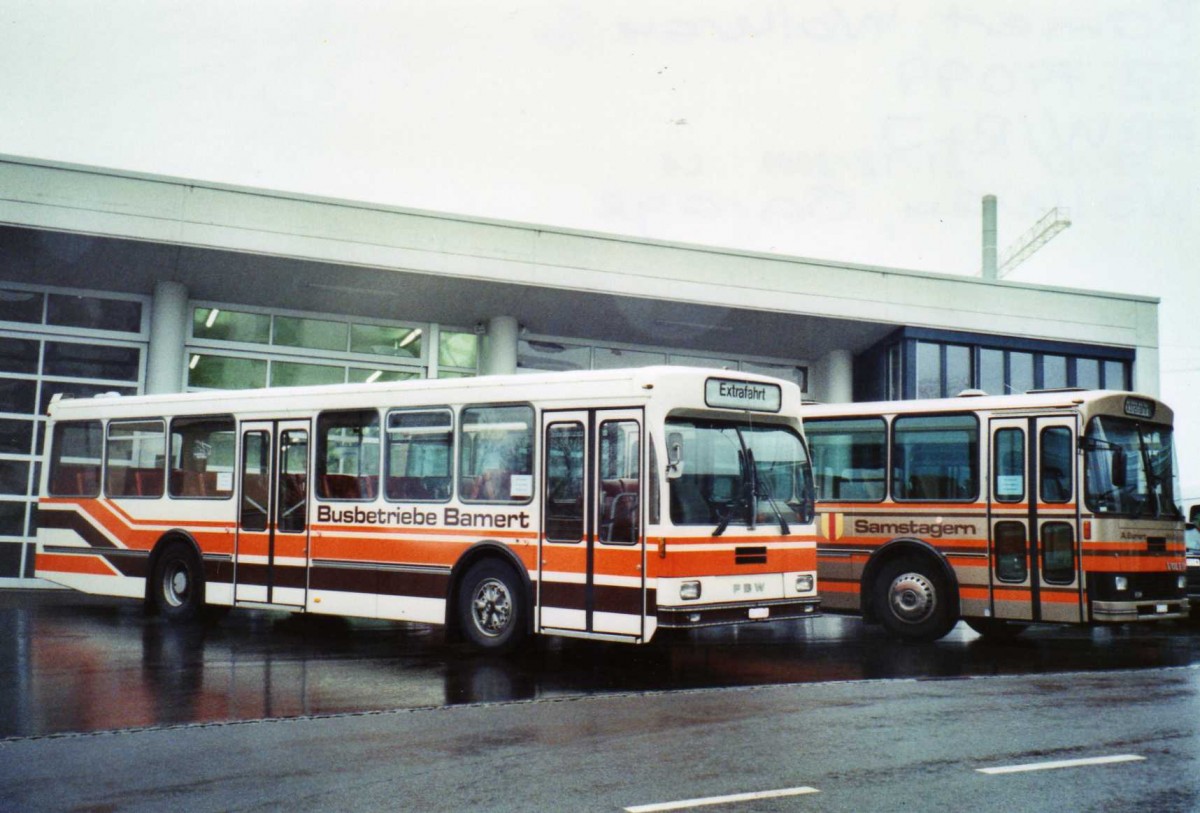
539 408 646 640
236 420 311 607
987 415 1084 624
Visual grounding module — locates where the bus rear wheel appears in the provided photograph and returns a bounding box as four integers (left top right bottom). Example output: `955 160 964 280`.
874 557 956 641
457 560 527 653
153 541 205 624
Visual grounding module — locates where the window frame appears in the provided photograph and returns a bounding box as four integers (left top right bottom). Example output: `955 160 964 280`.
384 407 455 503
46 419 104 498
104 418 167 500
168 415 236 501
458 403 536 506
992 426 1025 504
1041 521 1077 585
805 416 888 504
1039 425 1074 505
890 412 980 503
315 409 382 503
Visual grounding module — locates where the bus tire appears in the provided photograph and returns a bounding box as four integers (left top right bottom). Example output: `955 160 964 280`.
964 617 1026 640
874 556 956 641
152 541 206 624
457 559 526 653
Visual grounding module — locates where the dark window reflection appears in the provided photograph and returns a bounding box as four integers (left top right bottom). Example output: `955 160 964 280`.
0 419 33 454
43 342 140 381
0 379 37 415
0 288 44 324
0 337 39 374
47 294 142 333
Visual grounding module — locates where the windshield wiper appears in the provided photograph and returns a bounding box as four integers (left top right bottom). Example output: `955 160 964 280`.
712 446 755 537
748 449 790 535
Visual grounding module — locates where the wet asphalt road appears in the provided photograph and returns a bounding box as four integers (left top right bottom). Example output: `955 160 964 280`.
2 589 1199 740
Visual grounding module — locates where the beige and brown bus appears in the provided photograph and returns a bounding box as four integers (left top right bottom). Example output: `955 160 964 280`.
804 389 1188 640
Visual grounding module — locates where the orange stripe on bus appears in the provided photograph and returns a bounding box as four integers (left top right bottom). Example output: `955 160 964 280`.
1081 557 1181 573
817 581 860 593
36 551 118 577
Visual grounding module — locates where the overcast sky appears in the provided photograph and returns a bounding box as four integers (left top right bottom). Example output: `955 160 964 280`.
2 1 1198 496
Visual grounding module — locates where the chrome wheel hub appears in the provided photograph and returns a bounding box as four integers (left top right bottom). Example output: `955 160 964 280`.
888 572 936 624
164 565 189 607
471 578 512 637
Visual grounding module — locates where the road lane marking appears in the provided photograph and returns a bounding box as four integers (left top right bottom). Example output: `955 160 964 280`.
624 786 820 812
977 754 1145 775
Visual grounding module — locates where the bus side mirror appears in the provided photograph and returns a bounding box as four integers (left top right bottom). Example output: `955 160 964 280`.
666 434 684 480
1111 447 1127 488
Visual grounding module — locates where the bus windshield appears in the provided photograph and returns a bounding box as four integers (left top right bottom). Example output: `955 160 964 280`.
1084 416 1179 518
666 418 814 533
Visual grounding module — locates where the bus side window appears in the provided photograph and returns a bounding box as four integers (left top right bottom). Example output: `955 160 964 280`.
385 409 453 502
316 410 380 502
47 420 103 497
805 418 886 502
459 405 533 504
892 414 978 502
169 416 235 499
105 419 166 499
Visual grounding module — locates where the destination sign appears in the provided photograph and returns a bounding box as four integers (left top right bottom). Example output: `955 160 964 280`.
705 378 782 413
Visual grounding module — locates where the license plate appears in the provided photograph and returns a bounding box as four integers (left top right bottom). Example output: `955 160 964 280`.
1156 604 1168 613
748 607 769 620
1188 558 1200 568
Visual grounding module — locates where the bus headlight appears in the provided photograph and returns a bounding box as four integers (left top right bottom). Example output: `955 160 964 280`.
794 574 814 593
680 581 701 601
1114 576 1128 592
1179 575 1188 590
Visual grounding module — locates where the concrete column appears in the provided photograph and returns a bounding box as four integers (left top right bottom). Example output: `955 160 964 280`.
819 348 854 404
1133 346 1160 397
145 280 188 394
480 315 519 376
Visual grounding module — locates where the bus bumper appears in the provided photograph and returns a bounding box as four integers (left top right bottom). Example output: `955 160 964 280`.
1091 598 1189 622
657 597 821 629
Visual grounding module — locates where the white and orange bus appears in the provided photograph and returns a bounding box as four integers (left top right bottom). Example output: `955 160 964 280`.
804 389 1188 640
36 366 818 651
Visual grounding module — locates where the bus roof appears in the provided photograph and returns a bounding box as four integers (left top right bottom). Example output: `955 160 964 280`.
46 365 803 422
803 389 1174 426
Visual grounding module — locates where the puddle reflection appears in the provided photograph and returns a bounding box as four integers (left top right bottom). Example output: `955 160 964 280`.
2 591 1197 738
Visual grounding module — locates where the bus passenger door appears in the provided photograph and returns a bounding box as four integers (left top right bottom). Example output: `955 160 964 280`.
1031 415 1083 623
539 409 646 640
987 417 1034 621
236 420 311 607
987 415 1083 623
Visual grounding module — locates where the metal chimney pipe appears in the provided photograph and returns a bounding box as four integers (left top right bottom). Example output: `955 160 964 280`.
982 195 998 280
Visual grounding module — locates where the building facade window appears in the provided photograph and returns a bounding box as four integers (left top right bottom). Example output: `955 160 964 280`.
0 283 148 581
186 303 478 390
857 328 1132 402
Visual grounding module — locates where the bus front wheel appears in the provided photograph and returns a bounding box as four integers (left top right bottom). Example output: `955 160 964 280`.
457 560 527 653
153 541 206 624
874 557 956 641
